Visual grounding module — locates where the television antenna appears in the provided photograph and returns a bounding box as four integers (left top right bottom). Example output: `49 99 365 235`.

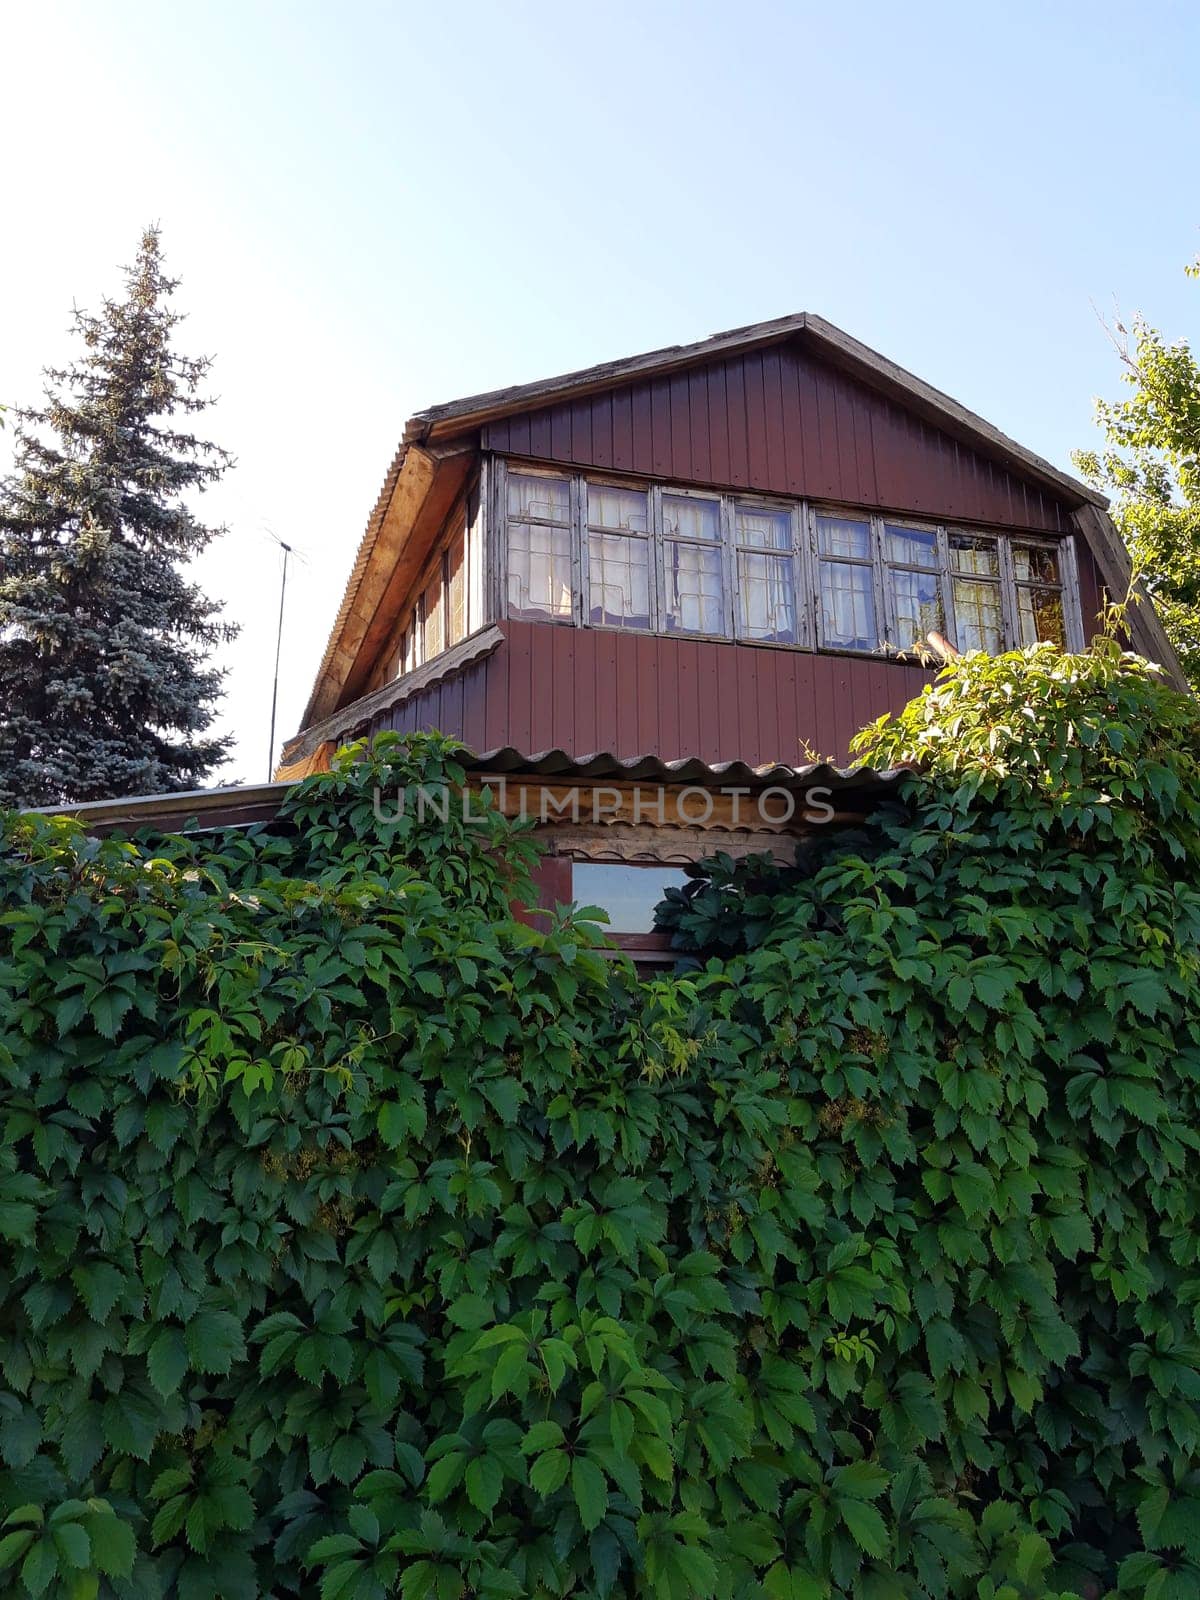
263 529 306 780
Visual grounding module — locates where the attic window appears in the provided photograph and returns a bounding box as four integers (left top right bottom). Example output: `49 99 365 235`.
734 502 799 644
815 515 878 651
882 524 944 652
949 535 1003 653
507 472 573 621
661 493 724 634
1012 542 1066 648
496 461 1084 657
587 484 652 629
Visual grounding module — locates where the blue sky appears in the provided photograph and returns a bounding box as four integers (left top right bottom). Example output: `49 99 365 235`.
3 0 1198 780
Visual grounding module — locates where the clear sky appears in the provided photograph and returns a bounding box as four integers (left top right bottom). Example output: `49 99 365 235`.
3 0 1198 783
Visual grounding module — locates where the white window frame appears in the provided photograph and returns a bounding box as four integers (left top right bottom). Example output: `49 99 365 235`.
1004 533 1084 653
492 458 1086 660
499 460 577 626
656 483 731 639
730 494 809 647
943 529 1005 656
808 506 885 653
584 475 656 632
879 517 947 653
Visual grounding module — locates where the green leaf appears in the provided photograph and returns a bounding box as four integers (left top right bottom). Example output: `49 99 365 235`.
833 1460 890 1500
148 1327 189 1395
572 1457 608 1532
185 1310 245 1375
840 1498 889 1559
529 1450 570 1497
0 1529 35 1572
925 1319 968 1379
86 1512 136 1578
51 1522 90 1569
465 1455 504 1516
521 1421 565 1455
21 1538 58 1598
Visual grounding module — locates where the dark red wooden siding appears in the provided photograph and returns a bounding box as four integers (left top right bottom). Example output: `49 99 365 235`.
367 621 932 767
483 342 1073 534
1075 541 1106 638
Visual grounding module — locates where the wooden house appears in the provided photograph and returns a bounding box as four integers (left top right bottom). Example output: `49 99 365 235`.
265 314 1180 941
49 315 1181 951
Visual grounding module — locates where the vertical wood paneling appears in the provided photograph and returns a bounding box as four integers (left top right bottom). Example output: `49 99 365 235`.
631 384 654 477
725 359 749 487
695 638 721 764
676 639 701 759
569 629 593 754
591 394 612 469
527 411 552 460
483 630 512 749
744 354 770 488
634 633 660 757
688 367 710 483
669 373 692 480
551 626 574 750
1075 544 1105 641
370 623 937 767
527 626 554 748
706 363 730 486
567 396 590 465
482 344 1073 532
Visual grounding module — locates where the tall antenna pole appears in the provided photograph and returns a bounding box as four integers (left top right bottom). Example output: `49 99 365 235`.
267 540 292 779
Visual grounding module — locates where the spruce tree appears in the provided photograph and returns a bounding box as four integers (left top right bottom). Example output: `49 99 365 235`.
0 228 237 807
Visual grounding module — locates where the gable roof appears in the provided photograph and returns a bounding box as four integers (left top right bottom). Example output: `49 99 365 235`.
294 313 1183 735
407 312 1107 507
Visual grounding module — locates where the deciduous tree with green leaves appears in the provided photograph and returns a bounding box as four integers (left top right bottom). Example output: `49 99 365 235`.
0 228 236 808
1074 255 1200 688
1 650 1199 1599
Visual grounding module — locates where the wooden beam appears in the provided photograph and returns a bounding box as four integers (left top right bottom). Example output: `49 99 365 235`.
1070 504 1189 689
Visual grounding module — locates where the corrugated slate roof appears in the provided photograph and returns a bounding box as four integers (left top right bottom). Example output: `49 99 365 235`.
31 750 910 834
468 746 910 790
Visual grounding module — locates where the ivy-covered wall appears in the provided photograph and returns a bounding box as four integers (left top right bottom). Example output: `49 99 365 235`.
1 644 1198 1600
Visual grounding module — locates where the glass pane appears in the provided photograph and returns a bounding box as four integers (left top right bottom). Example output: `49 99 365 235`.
447 537 466 645
422 572 444 658
1012 543 1060 584
588 483 649 534
572 863 690 933
588 531 651 629
507 472 569 522
884 524 939 569
1016 586 1065 648
738 552 796 643
662 493 720 542
816 514 872 561
820 561 877 650
889 568 943 650
735 504 791 551
951 534 1000 578
664 541 724 634
508 522 573 619
952 578 1003 653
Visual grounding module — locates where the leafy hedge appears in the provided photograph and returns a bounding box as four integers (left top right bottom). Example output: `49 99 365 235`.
0 645 1199 1599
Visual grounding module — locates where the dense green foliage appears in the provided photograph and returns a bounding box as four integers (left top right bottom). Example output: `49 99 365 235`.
1 648 1200 1600
0 227 235 807
658 641 1200 1597
1074 254 1200 688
